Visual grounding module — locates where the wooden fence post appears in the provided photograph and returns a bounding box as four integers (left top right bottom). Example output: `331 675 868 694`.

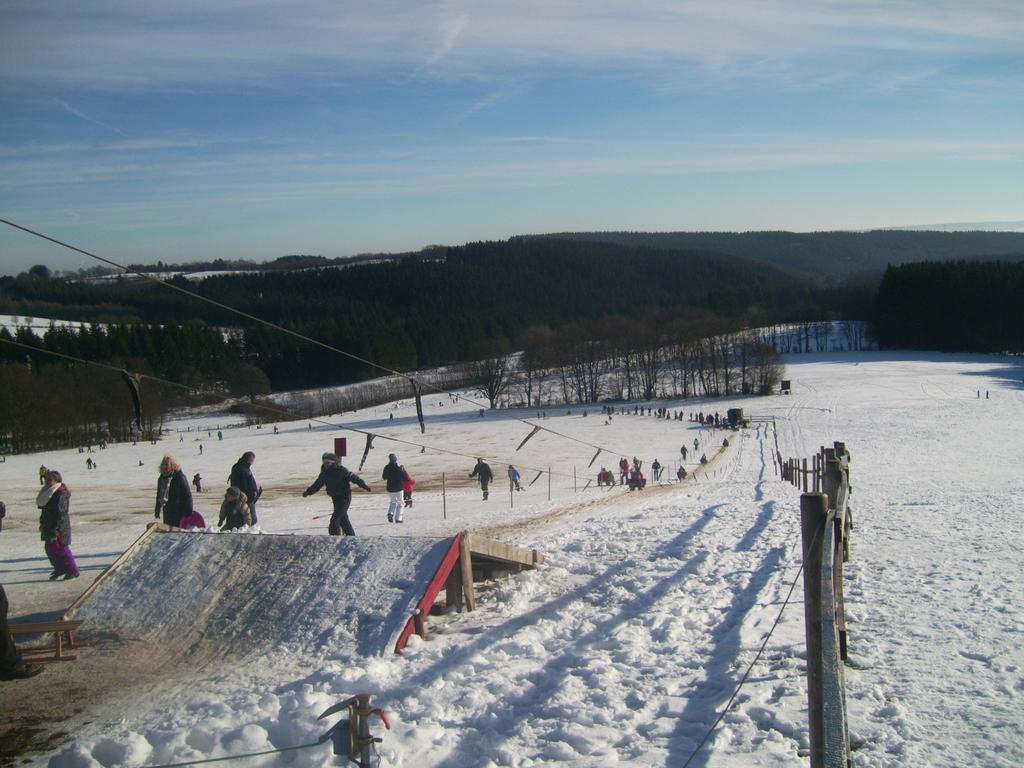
459 531 476 612
834 519 848 662
801 493 828 768
822 448 839 510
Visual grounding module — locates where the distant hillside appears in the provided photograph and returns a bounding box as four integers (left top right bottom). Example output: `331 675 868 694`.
521 230 1024 285
1 238 817 390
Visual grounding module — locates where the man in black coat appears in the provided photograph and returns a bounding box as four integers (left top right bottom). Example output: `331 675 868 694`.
381 453 407 523
229 451 261 524
469 458 493 501
303 452 371 536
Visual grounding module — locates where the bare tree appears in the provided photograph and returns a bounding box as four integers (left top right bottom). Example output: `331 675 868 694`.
465 354 514 408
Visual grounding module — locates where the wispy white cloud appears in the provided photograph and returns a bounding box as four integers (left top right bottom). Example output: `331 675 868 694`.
54 99 125 135
1 1 1021 90
4 131 1021 199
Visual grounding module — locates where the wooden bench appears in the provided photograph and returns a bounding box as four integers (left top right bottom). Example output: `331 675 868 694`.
9 619 86 663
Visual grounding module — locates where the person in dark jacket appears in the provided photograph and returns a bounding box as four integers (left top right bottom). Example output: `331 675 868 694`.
381 453 408 523
217 487 251 530
1 584 43 679
469 458 493 500
229 452 261 524
303 452 371 536
37 470 79 580
155 455 193 528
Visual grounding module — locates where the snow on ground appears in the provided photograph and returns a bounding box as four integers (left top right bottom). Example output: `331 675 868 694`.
1 351 1022 766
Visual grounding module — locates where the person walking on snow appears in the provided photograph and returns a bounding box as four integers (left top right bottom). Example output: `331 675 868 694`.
229 452 261 524
401 466 415 509
470 458 494 500
192 473 203 493
37 470 79 580
651 459 661 482
382 453 408 523
507 465 522 491
303 453 370 536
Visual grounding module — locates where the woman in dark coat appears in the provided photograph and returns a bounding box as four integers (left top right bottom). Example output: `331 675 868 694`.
155 455 193 528
37 470 79 580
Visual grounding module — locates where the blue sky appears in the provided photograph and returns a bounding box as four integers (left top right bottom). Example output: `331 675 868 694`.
1 1 1022 275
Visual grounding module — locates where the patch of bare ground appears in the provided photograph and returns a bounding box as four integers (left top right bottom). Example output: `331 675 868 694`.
0 636 208 766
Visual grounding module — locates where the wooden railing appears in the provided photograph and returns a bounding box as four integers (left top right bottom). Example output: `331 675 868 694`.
782 442 853 768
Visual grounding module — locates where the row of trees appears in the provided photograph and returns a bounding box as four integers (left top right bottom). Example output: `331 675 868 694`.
874 260 1024 352
0 363 175 453
463 310 787 408
0 322 270 398
0 321 271 452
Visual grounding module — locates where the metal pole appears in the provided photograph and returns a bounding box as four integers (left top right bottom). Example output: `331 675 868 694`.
548 466 551 501
574 465 577 493
356 693 372 767
442 472 447 520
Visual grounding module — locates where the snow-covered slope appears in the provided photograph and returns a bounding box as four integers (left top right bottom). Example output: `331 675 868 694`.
0 351 1021 767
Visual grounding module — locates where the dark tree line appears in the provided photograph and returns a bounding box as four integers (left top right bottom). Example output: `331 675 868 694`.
531 230 1024 285
2 238 820 391
0 321 271 452
873 260 1024 352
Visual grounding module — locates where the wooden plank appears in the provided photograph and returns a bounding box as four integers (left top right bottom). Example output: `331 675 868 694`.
460 531 476 612
444 561 463 611
9 619 83 635
65 523 165 616
394 535 465 652
466 534 543 567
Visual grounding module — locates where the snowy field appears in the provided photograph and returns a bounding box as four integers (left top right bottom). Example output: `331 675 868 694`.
1 351 1022 767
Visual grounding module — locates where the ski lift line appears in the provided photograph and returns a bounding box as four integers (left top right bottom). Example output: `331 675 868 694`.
1 217 637 462
0 217 397 381
141 737 323 768
0 336 198 395
679 527 816 768
0 336 578 480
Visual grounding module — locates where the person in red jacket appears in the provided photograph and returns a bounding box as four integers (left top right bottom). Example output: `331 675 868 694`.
401 466 415 512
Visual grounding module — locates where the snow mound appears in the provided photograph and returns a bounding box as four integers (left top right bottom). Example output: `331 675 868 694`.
68 531 455 658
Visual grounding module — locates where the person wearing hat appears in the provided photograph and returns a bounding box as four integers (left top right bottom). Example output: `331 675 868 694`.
217 486 251 530
469 458 493 501
303 453 371 536
381 453 409 523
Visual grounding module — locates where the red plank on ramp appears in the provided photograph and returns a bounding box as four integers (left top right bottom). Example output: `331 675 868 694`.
394 533 463 653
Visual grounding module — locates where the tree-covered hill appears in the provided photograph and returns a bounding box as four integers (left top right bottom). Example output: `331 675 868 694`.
524 230 1024 285
874 260 1024 353
2 237 817 389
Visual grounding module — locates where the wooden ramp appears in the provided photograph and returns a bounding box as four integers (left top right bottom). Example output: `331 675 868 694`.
396 531 544 652
66 526 545 656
